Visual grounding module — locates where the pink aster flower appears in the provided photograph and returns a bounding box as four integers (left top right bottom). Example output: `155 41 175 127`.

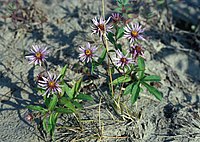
130 45 145 60
124 23 145 43
114 49 135 69
25 44 48 66
111 13 121 24
38 72 62 97
91 17 113 38
79 42 98 63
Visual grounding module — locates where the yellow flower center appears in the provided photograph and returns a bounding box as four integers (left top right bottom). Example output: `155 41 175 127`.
131 30 138 37
48 81 56 88
120 57 127 63
98 24 105 31
85 49 92 56
35 52 42 59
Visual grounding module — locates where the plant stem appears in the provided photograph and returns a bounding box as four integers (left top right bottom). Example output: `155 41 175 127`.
101 37 122 74
101 0 114 98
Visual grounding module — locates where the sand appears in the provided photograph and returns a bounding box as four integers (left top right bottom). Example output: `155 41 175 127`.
0 0 200 141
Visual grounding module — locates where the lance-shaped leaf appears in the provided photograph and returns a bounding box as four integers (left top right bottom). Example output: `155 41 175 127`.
60 64 67 80
55 107 73 114
71 77 82 96
98 48 107 64
116 27 124 40
48 112 58 136
48 94 58 111
91 48 107 73
42 117 48 132
142 75 161 82
63 82 73 99
44 97 51 108
137 56 145 79
59 97 76 112
27 105 47 113
142 82 163 101
72 101 83 109
124 82 134 95
131 82 140 104
112 75 131 85
107 32 115 44
75 93 93 101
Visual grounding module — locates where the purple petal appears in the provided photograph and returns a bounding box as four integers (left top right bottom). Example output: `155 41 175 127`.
86 42 91 49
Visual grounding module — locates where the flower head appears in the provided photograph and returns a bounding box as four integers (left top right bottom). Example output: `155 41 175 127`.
111 13 121 24
91 17 113 38
130 45 145 59
25 44 48 66
79 42 98 63
114 49 135 69
124 23 145 43
38 72 62 97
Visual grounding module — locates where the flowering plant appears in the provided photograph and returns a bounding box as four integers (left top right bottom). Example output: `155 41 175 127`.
25 45 93 139
25 0 162 140
80 0 163 107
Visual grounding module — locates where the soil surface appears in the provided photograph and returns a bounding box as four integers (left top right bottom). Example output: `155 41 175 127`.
0 0 200 142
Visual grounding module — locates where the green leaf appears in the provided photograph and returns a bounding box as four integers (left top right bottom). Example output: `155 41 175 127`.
123 0 129 5
98 48 107 64
63 83 73 99
115 7 122 13
75 94 93 101
27 105 47 113
116 27 124 40
110 67 115 74
48 94 58 111
112 75 131 85
60 64 67 80
42 118 48 132
65 100 76 112
142 75 161 82
44 97 51 108
137 56 145 79
72 101 83 109
59 97 76 112
47 118 52 133
116 0 122 7
107 32 115 44
116 44 122 51
55 107 73 114
142 82 163 101
124 82 134 95
157 0 165 5
126 7 132 12
59 97 68 105
91 60 99 73
72 78 82 96
49 113 58 136
131 82 140 104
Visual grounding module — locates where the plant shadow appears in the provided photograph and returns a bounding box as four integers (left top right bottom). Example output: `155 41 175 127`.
0 63 42 125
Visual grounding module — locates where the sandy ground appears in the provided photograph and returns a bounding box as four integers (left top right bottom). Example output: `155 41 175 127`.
0 0 200 142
